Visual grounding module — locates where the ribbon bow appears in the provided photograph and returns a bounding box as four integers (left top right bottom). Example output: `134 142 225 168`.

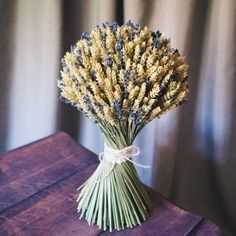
99 143 150 168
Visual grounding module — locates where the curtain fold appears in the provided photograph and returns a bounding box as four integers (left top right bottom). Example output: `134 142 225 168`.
3 0 61 150
0 0 235 234
0 1 16 152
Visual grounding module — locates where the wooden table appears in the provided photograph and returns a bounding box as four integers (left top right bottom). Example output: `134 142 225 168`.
0 132 223 235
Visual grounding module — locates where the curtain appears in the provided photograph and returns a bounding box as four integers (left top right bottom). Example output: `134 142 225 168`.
0 0 235 234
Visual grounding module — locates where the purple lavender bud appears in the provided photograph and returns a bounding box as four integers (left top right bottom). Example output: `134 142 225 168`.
153 38 159 48
114 100 121 111
113 100 122 118
98 28 106 46
130 111 137 119
124 71 130 81
170 74 177 81
145 80 151 92
130 110 142 124
91 70 96 80
76 55 83 65
110 22 119 32
61 58 67 68
123 71 132 93
126 20 133 26
83 95 94 111
126 20 135 28
132 23 140 31
83 95 90 103
151 32 159 48
103 56 113 67
126 20 140 33
115 40 124 51
74 47 81 56
81 32 90 40
174 49 180 55
158 86 165 97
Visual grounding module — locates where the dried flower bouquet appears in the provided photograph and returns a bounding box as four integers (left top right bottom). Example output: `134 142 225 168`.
58 21 189 232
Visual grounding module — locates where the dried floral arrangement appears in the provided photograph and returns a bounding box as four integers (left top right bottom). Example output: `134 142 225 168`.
58 21 189 232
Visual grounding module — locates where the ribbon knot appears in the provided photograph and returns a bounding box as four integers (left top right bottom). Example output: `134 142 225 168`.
99 143 150 168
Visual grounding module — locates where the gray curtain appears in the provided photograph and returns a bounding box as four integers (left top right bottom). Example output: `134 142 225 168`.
0 0 235 235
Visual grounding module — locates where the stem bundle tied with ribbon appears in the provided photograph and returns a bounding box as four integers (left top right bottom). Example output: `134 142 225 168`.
77 144 151 231
58 20 189 231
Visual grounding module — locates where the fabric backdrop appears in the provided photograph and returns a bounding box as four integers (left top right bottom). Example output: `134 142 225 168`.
0 0 235 235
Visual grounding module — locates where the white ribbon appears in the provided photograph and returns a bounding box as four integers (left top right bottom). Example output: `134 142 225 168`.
98 143 150 168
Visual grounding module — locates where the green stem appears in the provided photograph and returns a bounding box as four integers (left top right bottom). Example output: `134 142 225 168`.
77 161 151 231
77 119 151 231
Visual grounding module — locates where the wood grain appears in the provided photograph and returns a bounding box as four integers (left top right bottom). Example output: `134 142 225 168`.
0 132 223 236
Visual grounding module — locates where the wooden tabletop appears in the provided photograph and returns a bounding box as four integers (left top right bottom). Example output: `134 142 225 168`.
0 132 223 236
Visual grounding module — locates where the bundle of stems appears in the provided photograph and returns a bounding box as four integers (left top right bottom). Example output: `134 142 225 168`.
77 156 151 231
77 119 151 231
